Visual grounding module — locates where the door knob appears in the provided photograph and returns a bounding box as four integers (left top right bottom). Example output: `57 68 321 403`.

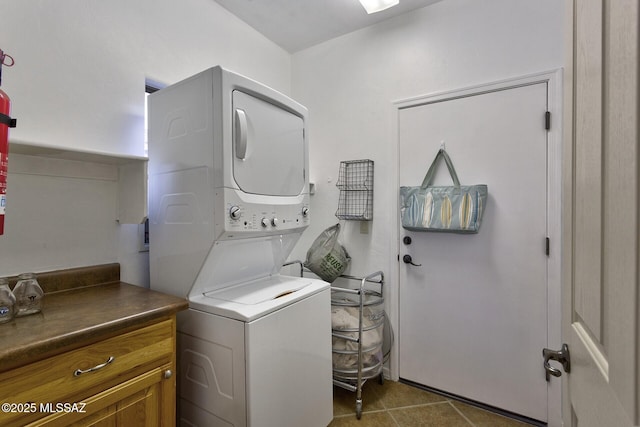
542 343 570 381
402 254 422 266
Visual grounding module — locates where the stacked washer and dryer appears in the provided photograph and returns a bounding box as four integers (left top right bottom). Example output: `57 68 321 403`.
148 67 333 427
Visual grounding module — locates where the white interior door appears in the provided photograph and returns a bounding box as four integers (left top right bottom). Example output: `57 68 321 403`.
398 80 550 422
563 1 639 426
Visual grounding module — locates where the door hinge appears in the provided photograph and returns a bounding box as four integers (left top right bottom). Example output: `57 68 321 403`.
545 111 551 130
545 237 550 256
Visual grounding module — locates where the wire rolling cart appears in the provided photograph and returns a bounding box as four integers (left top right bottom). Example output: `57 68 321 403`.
282 263 387 420
330 271 385 419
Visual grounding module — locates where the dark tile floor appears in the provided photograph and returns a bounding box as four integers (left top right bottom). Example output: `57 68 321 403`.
330 380 534 427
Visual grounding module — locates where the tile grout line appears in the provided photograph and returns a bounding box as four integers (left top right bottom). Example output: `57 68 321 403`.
372 385 402 426
386 407 402 427
332 409 388 419
333 382 538 426
333 399 457 422
386 401 470 427
448 401 477 427
389 401 477 427
384 400 454 412
368 380 400 425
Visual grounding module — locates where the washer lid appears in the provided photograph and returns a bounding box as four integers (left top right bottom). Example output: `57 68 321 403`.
205 275 310 304
189 275 329 322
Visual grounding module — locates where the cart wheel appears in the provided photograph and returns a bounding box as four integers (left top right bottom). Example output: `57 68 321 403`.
356 400 362 419
378 373 384 385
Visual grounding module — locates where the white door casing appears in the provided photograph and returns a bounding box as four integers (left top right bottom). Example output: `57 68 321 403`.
392 70 563 426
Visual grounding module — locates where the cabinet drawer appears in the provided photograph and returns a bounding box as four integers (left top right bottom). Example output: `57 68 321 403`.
0 319 174 427
26 363 173 427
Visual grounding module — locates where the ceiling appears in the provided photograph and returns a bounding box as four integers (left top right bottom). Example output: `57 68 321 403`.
213 0 443 53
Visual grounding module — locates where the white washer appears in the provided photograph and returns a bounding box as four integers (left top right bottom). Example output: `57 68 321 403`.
180 276 331 427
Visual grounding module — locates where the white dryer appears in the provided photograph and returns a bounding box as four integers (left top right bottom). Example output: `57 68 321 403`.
148 67 332 427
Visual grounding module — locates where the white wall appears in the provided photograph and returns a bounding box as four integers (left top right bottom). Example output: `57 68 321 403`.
1 0 291 157
0 1 564 290
290 0 564 373
0 0 291 284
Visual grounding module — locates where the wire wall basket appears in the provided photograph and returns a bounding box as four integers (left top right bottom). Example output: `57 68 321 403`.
335 159 374 221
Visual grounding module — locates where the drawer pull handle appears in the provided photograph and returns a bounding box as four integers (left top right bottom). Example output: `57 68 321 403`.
74 356 115 377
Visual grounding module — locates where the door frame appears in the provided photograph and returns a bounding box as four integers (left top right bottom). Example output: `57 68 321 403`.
388 69 563 426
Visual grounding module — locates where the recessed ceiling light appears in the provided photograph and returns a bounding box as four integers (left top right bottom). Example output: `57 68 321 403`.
358 0 400 14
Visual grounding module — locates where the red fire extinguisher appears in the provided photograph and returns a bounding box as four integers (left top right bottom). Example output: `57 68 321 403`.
0 49 16 236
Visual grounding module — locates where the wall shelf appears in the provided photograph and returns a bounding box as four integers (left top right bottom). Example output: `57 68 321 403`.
8 141 148 224
335 159 374 221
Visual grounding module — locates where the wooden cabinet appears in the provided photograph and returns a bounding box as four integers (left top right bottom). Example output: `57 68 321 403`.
0 318 177 427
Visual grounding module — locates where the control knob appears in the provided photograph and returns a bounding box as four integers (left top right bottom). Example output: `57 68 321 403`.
271 217 278 226
229 206 241 220
302 207 309 217
261 218 269 228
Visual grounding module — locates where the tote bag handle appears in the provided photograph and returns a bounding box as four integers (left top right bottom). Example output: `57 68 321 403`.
420 149 461 188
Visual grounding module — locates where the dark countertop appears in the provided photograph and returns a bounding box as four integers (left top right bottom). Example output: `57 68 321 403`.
0 264 188 373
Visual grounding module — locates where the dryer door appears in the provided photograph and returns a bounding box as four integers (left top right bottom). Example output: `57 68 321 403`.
232 90 305 196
